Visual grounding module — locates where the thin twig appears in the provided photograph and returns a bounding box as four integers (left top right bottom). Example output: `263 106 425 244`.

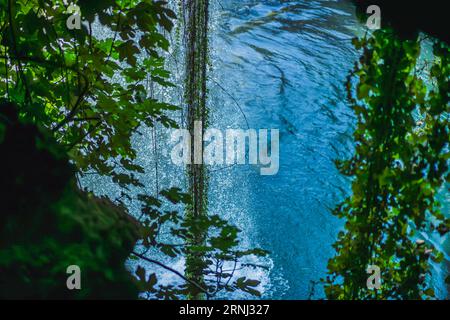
131 251 212 298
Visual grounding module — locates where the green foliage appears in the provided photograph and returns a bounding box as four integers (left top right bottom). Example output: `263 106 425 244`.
0 102 140 299
134 187 269 299
0 0 268 300
0 0 178 179
325 30 449 299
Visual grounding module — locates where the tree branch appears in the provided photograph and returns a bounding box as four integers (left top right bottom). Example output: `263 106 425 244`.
131 251 212 299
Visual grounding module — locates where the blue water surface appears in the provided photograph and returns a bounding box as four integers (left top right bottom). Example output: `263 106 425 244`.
207 0 361 299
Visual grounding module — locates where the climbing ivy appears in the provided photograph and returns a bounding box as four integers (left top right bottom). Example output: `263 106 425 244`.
325 29 449 299
183 0 211 299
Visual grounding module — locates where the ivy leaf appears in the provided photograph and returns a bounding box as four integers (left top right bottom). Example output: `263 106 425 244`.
234 277 261 297
117 40 140 66
160 188 191 204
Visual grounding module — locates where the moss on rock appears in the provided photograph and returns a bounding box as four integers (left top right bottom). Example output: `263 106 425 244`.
0 101 139 299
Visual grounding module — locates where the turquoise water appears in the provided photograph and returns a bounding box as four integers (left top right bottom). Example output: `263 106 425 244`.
207 0 361 299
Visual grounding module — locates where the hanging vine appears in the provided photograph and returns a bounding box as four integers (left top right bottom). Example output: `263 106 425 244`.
182 0 210 299
325 29 450 299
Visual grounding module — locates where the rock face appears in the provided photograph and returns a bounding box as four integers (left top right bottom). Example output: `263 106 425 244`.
353 0 449 44
0 101 139 299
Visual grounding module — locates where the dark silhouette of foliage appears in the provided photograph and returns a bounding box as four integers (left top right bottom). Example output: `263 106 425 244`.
0 101 140 299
